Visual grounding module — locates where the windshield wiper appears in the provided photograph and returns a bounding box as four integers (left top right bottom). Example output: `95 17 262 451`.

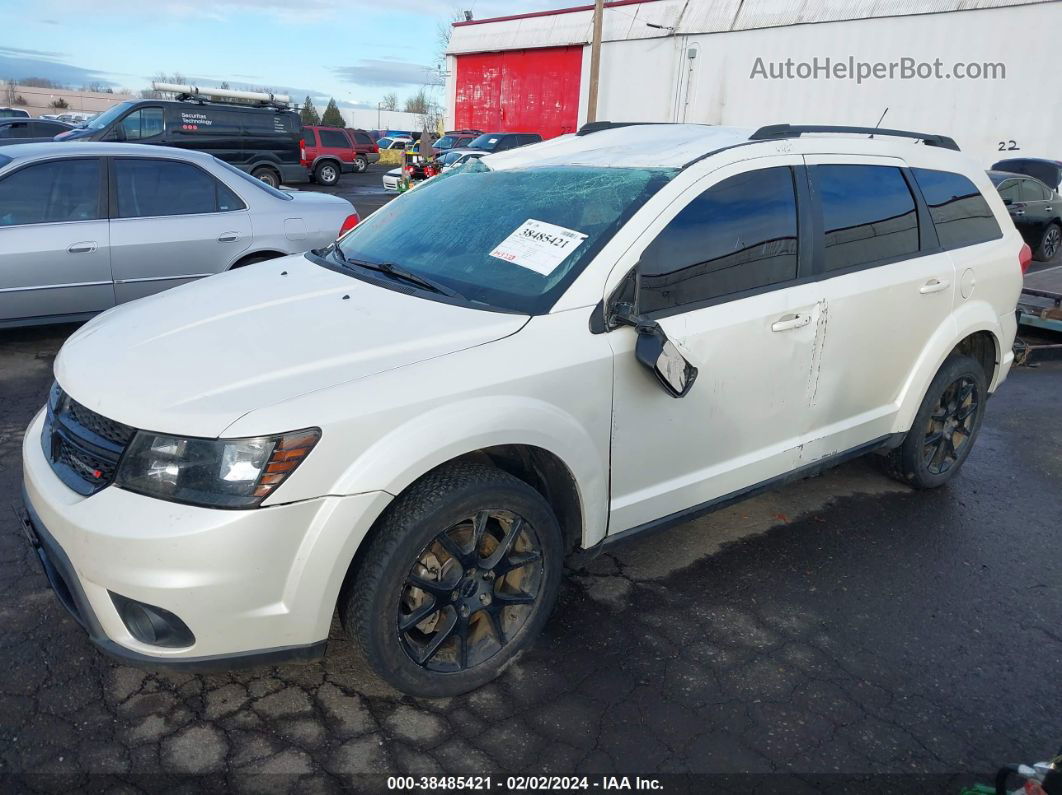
335 250 459 298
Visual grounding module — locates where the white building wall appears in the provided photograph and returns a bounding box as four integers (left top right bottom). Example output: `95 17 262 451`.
339 107 422 132
590 2 1059 165
449 0 1059 166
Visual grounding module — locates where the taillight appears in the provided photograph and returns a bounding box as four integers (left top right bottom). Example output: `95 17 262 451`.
338 213 360 238
300 140 306 162
1019 243 1033 274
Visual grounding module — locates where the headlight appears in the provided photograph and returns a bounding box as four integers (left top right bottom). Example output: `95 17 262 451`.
115 428 320 509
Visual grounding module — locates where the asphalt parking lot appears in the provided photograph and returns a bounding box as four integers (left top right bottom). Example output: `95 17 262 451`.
1 166 1060 789
296 163 397 218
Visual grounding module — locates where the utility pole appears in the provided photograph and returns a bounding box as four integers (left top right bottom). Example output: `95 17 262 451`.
586 0 604 123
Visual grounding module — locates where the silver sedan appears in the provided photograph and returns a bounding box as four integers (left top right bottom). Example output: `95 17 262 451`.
0 142 358 328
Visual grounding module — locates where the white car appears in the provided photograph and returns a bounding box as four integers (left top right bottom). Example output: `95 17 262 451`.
21 123 1025 696
376 135 414 151
0 142 359 328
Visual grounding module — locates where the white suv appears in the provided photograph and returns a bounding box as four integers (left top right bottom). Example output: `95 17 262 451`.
20 123 1026 696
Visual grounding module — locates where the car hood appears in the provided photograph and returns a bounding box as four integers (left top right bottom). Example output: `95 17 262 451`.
55 254 529 437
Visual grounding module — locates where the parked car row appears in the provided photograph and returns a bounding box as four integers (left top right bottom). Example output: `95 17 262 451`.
382 130 543 192
300 125 379 186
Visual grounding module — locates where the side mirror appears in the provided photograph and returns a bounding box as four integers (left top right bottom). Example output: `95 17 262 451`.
635 325 698 398
611 302 698 398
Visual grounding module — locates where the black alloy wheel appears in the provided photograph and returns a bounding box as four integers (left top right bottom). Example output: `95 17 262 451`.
397 510 543 672
922 375 979 475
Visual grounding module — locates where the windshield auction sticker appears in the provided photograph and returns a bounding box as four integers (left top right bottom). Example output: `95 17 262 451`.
489 219 588 276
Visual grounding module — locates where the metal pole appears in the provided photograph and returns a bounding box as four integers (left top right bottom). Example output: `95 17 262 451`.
586 0 604 124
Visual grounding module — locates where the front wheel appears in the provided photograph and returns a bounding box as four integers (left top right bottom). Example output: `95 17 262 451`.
342 462 563 697
881 353 987 489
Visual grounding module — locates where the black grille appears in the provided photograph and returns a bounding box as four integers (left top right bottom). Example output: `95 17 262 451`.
42 384 136 495
66 398 136 446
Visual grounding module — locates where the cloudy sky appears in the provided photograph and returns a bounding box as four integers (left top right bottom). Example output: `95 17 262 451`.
0 0 577 108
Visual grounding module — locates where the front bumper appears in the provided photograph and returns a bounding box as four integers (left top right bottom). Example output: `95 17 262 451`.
21 408 392 668
382 173 400 191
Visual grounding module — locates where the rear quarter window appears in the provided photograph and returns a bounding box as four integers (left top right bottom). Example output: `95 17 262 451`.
912 168 1002 251
815 164 919 271
319 129 350 148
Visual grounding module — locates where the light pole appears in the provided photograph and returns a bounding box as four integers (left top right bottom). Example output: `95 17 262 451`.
586 0 604 123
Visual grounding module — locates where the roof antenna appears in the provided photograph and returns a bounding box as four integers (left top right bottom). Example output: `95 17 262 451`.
870 107 888 138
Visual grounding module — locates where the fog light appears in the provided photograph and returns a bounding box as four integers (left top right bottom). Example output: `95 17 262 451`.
110 592 195 648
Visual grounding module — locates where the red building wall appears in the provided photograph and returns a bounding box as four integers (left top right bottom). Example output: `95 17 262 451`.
453 46 583 139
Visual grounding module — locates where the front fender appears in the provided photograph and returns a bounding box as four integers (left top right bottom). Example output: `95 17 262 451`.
333 396 607 547
892 298 1004 434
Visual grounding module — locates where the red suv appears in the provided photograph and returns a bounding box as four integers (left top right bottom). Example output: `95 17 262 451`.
300 126 380 186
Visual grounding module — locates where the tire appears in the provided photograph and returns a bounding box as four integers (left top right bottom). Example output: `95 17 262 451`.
342 461 563 697
881 354 987 489
251 167 280 189
352 155 368 174
1034 222 1061 262
314 161 340 186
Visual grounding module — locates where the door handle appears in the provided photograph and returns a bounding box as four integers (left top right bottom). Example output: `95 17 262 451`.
919 278 950 294
771 313 811 332
67 242 97 254
217 232 240 243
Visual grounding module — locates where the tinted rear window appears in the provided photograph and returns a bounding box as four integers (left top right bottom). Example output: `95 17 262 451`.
115 159 222 217
816 165 919 271
319 128 350 148
912 168 1002 251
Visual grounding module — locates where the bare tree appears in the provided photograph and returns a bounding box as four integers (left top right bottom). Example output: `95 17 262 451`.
404 89 429 115
435 9 463 69
143 72 188 99
3 80 16 105
380 91 398 111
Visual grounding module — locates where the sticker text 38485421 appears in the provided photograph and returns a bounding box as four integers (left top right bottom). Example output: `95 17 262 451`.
489 219 588 276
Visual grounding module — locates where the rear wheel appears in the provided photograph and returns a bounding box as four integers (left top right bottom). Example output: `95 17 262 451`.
342 462 563 697
881 354 987 489
352 155 368 174
1035 222 1061 262
314 161 340 186
251 167 280 188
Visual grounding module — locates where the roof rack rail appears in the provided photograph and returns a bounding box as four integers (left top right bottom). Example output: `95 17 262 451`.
576 121 681 136
750 124 960 151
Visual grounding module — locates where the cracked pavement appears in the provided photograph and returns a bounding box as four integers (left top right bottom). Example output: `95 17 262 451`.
2 314 1060 790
